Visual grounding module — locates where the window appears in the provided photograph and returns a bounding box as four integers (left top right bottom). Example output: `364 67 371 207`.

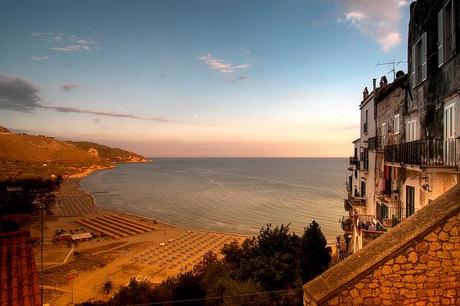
363 110 368 134
406 120 417 142
361 181 366 197
382 122 387 136
406 186 415 217
394 114 400 134
438 0 456 67
412 32 427 87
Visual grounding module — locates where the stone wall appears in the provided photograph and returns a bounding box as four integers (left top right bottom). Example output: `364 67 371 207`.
303 185 460 306
323 212 460 305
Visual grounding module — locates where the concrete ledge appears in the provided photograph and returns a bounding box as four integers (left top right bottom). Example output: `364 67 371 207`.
303 184 460 304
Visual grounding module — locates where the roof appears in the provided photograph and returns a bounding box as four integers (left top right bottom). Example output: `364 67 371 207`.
0 230 41 306
374 75 408 103
71 232 92 241
303 184 460 304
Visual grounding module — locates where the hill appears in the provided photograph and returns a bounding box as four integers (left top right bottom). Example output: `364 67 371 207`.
0 126 146 180
68 141 145 163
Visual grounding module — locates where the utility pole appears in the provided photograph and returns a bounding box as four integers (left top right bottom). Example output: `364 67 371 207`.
40 202 45 306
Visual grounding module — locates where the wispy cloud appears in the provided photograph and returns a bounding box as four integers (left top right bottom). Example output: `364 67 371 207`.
60 83 79 91
0 72 183 124
32 32 100 53
197 53 250 79
337 0 409 52
39 105 181 123
29 56 48 62
197 53 250 83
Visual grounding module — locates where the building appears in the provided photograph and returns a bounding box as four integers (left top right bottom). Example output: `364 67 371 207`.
343 0 460 254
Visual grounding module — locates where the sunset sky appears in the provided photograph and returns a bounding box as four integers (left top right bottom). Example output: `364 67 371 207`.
0 0 410 157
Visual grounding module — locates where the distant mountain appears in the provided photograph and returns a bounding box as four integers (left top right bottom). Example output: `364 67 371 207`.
0 126 146 180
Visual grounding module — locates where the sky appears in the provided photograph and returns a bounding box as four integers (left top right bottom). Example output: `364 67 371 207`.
0 0 411 157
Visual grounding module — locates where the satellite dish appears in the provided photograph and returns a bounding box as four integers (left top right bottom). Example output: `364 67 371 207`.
396 70 405 79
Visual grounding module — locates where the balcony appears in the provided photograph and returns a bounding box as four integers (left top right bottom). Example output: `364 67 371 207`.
349 156 359 166
368 136 384 151
348 192 366 206
384 138 458 167
341 216 353 233
376 198 403 228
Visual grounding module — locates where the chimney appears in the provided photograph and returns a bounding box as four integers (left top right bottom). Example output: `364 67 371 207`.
373 78 377 91
363 87 369 100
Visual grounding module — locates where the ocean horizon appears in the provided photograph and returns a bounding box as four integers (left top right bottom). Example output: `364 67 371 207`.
81 157 347 242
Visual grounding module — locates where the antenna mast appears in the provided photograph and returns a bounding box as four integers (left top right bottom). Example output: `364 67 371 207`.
375 59 407 80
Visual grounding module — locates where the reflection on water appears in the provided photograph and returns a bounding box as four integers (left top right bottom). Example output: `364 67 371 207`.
81 158 347 242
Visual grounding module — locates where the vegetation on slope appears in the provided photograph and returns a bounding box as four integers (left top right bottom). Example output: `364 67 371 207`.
0 125 145 180
69 141 145 163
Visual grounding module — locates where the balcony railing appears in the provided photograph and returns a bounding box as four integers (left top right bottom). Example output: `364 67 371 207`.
384 138 458 167
349 156 359 166
376 201 404 228
368 136 384 151
348 193 366 206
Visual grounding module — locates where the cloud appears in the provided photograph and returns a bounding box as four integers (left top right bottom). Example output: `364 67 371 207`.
338 0 409 52
32 32 100 53
60 83 79 91
29 56 48 61
39 105 181 123
197 54 250 74
0 72 184 124
0 73 42 112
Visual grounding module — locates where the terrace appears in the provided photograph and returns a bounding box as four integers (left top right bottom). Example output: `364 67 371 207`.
384 138 458 167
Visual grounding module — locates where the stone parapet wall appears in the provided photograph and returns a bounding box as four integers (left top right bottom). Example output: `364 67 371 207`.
304 211 460 306
303 185 460 305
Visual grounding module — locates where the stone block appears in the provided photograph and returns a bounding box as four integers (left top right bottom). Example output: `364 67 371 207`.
438 231 450 241
424 232 438 242
416 242 428 252
396 255 408 264
381 265 392 275
429 242 442 251
408 251 418 263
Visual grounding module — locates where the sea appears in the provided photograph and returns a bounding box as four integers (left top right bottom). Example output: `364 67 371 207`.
80 158 347 242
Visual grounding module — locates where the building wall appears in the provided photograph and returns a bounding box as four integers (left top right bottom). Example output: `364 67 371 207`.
408 0 460 139
316 211 460 306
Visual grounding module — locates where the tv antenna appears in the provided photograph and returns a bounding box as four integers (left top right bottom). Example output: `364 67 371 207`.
375 59 407 80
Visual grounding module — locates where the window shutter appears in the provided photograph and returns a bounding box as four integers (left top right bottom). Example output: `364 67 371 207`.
411 44 417 88
438 9 444 67
422 32 427 81
451 0 456 54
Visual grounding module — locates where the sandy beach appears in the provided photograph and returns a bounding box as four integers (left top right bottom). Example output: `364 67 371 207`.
31 167 247 305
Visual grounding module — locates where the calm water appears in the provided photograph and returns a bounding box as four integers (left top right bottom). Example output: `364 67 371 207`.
81 158 347 242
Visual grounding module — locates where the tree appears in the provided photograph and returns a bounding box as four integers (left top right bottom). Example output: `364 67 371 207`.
110 278 155 306
102 279 113 294
223 224 302 292
300 220 331 282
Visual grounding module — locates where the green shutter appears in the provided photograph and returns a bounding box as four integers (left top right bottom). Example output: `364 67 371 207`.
438 9 444 67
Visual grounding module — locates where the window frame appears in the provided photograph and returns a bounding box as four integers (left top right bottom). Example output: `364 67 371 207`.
412 32 427 88
394 114 400 135
438 0 457 67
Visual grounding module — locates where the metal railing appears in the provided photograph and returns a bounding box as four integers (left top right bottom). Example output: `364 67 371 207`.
384 138 458 167
349 156 359 166
368 136 384 151
376 201 404 228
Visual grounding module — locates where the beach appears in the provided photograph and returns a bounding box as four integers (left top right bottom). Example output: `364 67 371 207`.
32 169 247 305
